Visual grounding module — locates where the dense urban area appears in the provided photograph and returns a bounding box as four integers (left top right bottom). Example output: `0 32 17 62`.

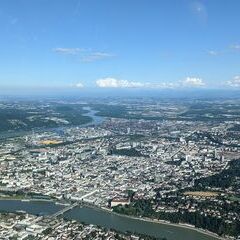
0 97 239 240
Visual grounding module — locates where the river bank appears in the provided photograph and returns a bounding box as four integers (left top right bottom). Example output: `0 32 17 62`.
101 208 226 240
0 199 226 240
0 106 105 141
91 206 226 240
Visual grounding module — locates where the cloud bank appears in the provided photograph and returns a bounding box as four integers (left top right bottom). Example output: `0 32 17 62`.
96 77 205 89
227 76 240 88
182 77 205 87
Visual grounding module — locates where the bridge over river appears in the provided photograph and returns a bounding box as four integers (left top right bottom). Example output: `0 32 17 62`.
50 189 98 219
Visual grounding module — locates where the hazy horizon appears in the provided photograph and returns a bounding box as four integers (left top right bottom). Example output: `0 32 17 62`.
1 87 240 100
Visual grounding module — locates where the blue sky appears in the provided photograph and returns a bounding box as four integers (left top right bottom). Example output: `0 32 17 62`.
0 0 240 90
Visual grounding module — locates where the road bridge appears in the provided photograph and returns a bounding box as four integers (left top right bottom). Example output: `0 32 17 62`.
50 189 98 219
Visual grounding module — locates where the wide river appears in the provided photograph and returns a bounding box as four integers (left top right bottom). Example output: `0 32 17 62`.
0 200 220 240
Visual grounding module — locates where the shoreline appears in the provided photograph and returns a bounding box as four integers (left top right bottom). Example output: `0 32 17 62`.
0 196 55 202
0 199 229 240
94 206 227 240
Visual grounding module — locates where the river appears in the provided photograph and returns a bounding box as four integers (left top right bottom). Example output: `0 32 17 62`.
81 106 105 126
0 200 220 240
0 106 105 140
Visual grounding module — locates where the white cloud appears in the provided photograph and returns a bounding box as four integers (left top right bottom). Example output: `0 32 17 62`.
227 76 240 88
207 44 240 56
53 47 114 62
75 82 84 88
96 78 144 88
53 48 83 55
182 77 205 87
69 82 84 88
96 77 207 89
96 77 181 89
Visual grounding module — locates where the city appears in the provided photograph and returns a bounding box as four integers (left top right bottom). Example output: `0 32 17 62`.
1 0 240 239
0 98 239 239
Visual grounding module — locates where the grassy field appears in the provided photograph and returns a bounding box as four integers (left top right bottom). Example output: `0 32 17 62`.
39 140 63 145
184 191 219 197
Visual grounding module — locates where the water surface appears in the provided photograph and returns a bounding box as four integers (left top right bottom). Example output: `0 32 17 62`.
0 200 219 240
